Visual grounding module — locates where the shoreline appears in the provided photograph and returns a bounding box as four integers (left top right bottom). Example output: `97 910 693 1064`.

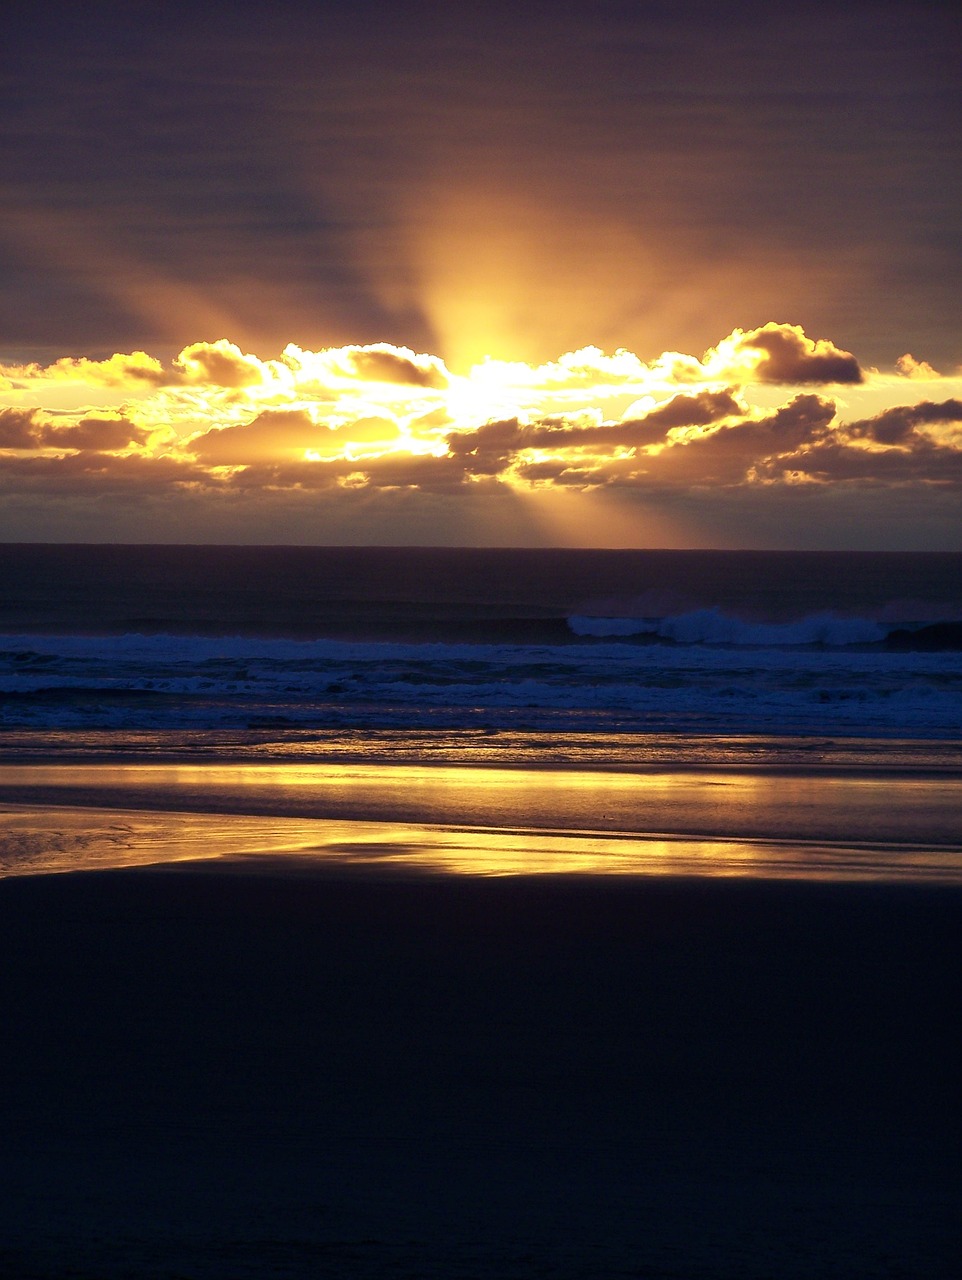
3 750 962 884
3 728 962 783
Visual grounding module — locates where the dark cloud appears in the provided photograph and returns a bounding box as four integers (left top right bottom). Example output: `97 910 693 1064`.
354 452 468 491
172 342 265 388
223 450 468 493
448 391 744 475
518 395 840 491
0 451 206 497
219 459 342 493
448 418 525 475
641 394 837 485
39 415 150 451
528 390 744 449
760 438 962 487
739 324 863 384
445 393 839 490
345 347 448 389
1 407 149 455
634 390 744 430
0 407 41 448
516 459 612 487
846 399 962 445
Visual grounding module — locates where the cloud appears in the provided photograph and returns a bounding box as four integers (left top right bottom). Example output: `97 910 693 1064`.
0 408 42 448
341 345 449 389
752 399 962 487
705 323 864 385
760 438 962 488
845 399 962 445
2 323 961 548
188 408 403 466
39 415 151 451
351 452 468 491
0 451 207 498
217 449 469 494
472 347 659 393
172 340 268 388
0 339 449 398
0 344 262 391
448 390 745 475
188 409 325 465
896 353 941 380
449 391 833 489
279 343 450 392
0 351 168 389
0 407 151 452
447 418 526 475
596 394 838 489
620 389 743 433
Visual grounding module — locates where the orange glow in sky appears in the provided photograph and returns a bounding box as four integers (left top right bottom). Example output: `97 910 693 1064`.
1 322 961 548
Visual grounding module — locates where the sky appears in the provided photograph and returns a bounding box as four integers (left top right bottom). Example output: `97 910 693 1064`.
1 0 961 549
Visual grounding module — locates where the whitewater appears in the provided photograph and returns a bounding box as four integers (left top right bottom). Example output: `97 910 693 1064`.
1 624 961 740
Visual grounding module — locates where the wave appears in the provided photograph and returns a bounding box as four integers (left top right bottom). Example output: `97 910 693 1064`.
2 626 962 739
567 608 962 649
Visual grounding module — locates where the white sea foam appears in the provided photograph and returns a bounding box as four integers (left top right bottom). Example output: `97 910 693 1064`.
2 629 962 739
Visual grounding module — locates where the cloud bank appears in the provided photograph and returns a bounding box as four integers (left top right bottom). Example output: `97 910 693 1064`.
1 323 960 548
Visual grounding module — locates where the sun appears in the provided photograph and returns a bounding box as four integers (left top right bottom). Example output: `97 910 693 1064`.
441 362 532 429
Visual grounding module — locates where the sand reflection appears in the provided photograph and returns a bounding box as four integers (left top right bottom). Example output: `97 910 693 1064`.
2 759 962 848
2 801 961 883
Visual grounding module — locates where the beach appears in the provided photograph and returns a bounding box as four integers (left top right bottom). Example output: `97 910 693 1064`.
1 546 960 1275
1 846 960 1278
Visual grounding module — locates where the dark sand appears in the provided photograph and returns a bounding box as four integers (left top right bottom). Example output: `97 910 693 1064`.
1 864 959 1278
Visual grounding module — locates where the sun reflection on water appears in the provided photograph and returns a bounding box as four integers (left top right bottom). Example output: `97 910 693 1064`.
1 759 961 882
1 797 961 886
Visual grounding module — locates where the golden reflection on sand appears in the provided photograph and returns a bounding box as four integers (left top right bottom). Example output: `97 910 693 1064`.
2 759 961 852
1 803 960 884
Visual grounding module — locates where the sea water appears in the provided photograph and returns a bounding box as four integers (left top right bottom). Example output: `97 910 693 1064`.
1 545 960 878
1 545 960 740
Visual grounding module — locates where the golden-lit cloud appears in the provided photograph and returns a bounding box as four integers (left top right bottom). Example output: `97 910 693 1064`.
896 354 941 381
1 323 961 546
189 408 403 466
703 323 864 386
173 340 268 388
1 351 168 390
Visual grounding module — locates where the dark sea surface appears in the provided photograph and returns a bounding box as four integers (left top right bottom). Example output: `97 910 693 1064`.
3 543 962 641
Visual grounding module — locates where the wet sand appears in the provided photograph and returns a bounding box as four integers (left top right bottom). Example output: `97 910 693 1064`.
4 757 962 884
0 860 959 1278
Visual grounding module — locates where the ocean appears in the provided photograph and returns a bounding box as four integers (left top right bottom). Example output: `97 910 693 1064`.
1 544 961 879
2 547 961 1280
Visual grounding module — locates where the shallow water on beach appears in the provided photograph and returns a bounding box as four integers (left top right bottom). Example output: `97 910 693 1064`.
3 752 961 883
